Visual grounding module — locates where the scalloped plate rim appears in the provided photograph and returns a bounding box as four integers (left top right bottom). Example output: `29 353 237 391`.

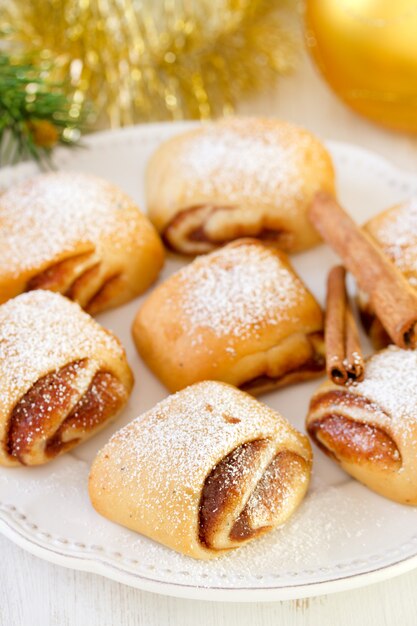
1 121 417 602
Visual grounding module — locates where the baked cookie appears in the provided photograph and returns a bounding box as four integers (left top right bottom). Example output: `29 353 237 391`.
146 118 335 254
89 381 312 559
0 172 164 313
0 290 133 466
360 199 417 348
132 239 325 393
306 346 417 504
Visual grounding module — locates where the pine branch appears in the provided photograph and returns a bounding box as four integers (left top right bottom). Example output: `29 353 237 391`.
0 52 88 168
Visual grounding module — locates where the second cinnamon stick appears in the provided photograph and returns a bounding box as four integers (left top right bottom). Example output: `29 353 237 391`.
325 266 348 384
325 265 364 385
310 192 417 349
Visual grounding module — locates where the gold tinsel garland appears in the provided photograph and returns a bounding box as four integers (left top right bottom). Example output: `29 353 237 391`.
0 0 297 126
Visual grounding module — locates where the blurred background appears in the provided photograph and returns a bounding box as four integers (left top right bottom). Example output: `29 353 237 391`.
0 0 416 168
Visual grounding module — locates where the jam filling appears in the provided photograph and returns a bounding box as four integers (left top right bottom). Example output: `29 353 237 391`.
7 362 125 463
26 251 94 292
199 441 267 548
163 205 290 251
199 442 307 548
307 390 402 469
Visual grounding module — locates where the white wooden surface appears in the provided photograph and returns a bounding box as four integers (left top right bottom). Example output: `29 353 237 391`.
1 50 417 625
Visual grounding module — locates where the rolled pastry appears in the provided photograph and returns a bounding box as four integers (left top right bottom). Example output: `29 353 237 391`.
132 239 325 394
306 346 417 504
0 290 133 466
0 172 164 313
89 381 312 559
146 118 335 255
360 199 417 348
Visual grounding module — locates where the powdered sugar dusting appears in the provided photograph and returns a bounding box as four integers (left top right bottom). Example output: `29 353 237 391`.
104 381 295 493
0 172 140 277
367 199 417 286
95 381 304 551
246 453 308 528
179 119 323 205
174 242 306 340
2 130 417 590
0 290 125 412
347 346 417 439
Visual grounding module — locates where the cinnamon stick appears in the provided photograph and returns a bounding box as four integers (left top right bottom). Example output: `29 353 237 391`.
310 192 417 349
325 265 364 385
325 266 347 384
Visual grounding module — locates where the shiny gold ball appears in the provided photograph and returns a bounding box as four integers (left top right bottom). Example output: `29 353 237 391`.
305 0 417 133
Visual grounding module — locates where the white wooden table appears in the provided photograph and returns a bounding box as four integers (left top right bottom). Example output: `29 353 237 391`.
2 50 417 626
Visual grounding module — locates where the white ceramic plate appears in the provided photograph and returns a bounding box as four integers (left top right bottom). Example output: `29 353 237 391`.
1 122 417 602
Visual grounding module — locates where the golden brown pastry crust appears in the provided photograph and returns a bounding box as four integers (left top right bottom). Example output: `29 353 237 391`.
0 172 164 313
146 118 335 255
89 381 312 559
0 290 133 466
357 290 391 350
132 239 325 393
360 199 417 348
306 346 417 504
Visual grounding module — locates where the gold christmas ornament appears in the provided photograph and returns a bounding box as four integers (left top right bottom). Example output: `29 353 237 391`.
305 0 417 133
1 0 298 127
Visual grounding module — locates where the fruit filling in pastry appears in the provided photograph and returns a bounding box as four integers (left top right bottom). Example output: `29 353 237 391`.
306 346 417 505
0 172 164 313
89 381 312 559
146 117 335 255
0 290 133 466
